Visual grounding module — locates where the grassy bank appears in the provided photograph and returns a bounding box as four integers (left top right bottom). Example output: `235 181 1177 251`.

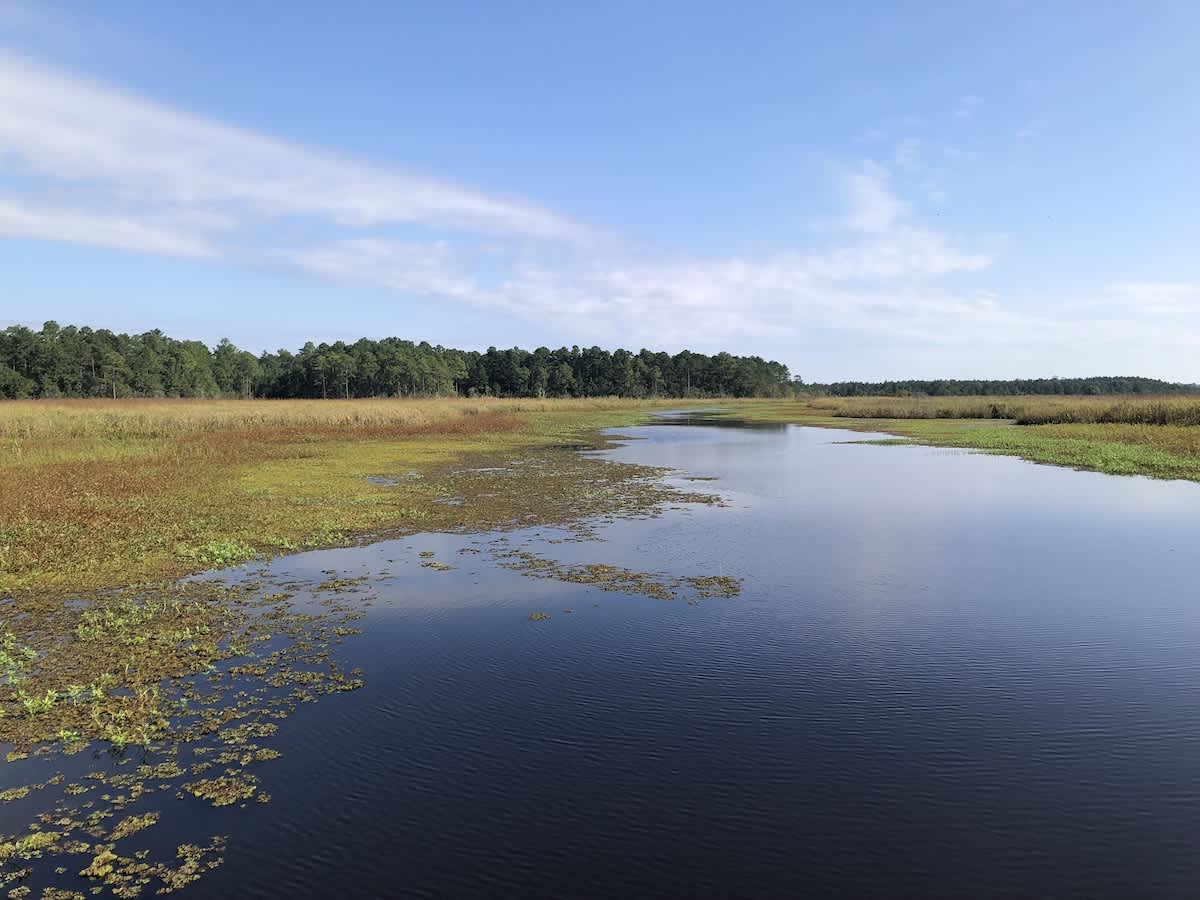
0 397 704 598
723 396 1200 482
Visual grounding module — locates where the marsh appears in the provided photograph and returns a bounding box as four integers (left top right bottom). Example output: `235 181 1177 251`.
6 414 1200 897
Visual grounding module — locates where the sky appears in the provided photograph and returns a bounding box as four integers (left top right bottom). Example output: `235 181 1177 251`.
0 1 1198 381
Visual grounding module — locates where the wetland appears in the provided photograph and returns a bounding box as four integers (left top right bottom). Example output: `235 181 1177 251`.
5 403 1200 897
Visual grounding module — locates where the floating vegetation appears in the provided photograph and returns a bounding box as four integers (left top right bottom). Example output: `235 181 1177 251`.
108 813 159 842
497 551 741 604
183 773 259 807
420 561 453 572
527 612 550 621
0 571 372 897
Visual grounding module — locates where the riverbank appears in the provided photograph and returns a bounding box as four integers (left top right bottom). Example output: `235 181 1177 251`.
720 396 1200 482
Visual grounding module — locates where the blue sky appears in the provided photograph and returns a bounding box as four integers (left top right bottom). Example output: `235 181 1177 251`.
1 0 1198 381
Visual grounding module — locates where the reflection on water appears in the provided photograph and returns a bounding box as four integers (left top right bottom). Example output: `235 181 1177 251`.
17 420 1200 898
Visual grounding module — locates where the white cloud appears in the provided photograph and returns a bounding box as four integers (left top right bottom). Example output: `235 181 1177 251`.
841 161 908 232
282 239 482 303
0 51 1066 354
283 178 995 348
1103 282 1200 315
0 196 215 257
0 50 591 248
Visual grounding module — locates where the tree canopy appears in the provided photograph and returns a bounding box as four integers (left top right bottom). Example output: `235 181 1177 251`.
5 322 1192 401
0 322 794 400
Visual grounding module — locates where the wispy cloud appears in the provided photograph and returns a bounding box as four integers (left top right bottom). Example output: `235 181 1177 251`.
0 50 591 253
284 162 994 346
0 196 216 257
1 51 1019 351
1103 282 1200 315
840 161 909 232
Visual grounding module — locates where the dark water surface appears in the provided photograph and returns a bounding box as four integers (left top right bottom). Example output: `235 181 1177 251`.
22 418 1200 898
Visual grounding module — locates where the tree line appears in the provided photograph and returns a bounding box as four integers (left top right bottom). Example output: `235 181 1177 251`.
5 322 1192 401
0 322 795 400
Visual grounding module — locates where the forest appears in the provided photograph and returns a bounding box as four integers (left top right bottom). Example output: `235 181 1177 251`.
2 322 1194 401
0 321 793 399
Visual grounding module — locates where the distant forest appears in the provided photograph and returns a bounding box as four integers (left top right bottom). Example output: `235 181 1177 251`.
0 321 792 399
0 322 1193 400
816 378 1198 397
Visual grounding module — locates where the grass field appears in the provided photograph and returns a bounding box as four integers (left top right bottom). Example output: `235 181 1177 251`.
723 395 1200 482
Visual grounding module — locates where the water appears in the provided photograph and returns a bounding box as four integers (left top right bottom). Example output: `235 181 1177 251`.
15 419 1200 897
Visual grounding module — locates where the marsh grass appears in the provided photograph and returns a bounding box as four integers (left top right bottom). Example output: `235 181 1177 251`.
0 397 696 596
721 397 1200 481
795 394 1200 423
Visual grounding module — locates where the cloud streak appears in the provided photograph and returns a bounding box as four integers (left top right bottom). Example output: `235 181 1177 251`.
284 164 995 347
0 51 1022 352
0 50 590 251
0 196 216 257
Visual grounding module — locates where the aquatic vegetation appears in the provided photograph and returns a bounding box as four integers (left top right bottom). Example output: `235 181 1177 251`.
528 612 550 621
0 631 39 685
177 538 257 568
0 398 731 896
498 550 741 604
0 830 61 864
0 570 374 896
108 813 159 842
183 773 258 807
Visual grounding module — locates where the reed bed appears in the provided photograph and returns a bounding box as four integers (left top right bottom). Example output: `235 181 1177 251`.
0 396 661 441
803 394 1200 425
